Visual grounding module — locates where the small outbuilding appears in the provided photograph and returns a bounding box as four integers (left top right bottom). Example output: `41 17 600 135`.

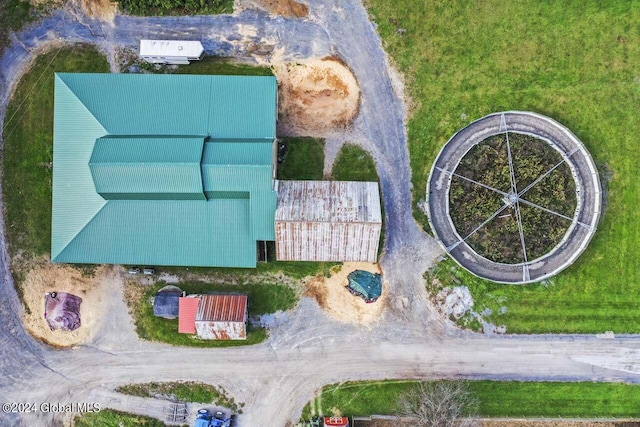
153 286 184 319
195 294 248 340
139 40 205 64
275 180 382 262
178 294 248 340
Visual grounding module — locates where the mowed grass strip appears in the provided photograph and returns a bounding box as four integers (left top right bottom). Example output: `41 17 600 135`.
127 282 296 347
366 1 640 333
303 380 640 419
173 57 273 76
3 45 109 259
158 259 338 281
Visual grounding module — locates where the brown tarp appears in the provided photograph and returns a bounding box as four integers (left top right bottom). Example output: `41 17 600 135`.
44 292 82 331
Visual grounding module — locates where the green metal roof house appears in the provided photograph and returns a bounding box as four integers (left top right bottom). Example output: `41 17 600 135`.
52 73 277 268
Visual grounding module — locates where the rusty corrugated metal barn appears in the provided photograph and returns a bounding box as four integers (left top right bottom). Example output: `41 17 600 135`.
195 294 248 340
275 180 382 262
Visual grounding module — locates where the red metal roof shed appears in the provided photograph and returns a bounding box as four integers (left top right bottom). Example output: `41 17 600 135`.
178 297 200 334
196 294 247 322
195 294 248 340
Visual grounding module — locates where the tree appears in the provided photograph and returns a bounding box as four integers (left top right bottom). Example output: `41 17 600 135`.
398 381 479 427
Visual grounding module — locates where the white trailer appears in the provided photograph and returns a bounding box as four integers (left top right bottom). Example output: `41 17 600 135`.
139 40 205 65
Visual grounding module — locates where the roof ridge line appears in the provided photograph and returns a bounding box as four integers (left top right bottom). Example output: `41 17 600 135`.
89 161 203 165
201 164 272 168
99 134 208 138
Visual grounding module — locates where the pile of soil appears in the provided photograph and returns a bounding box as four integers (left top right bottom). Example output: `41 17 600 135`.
21 262 112 347
238 0 308 17
75 0 117 22
305 262 385 325
28 0 117 22
274 57 360 136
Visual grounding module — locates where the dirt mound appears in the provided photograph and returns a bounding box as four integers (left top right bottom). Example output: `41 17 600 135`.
76 0 117 22
28 0 117 23
274 57 360 136
239 0 308 17
21 262 111 347
305 262 385 325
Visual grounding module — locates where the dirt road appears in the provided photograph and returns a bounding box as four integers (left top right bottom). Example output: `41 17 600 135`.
1 1 640 426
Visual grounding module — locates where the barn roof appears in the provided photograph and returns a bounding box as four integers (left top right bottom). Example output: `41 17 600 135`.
196 294 248 323
275 180 382 223
52 73 277 267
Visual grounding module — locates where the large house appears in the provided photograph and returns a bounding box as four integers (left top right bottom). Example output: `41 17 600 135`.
52 73 381 268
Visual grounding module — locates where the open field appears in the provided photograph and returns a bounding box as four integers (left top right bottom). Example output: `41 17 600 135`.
126 281 296 347
303 380 640 419
427 255 640 333
367 0 640 333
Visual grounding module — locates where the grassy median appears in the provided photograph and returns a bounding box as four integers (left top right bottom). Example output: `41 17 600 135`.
367 0 640 333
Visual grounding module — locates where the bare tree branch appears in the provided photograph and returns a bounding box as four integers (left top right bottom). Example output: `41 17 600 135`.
399 382 479 427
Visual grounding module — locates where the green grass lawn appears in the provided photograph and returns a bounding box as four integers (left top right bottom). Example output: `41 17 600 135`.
173 57 274 76
331 143 378 182
2 45 108 297
116 381 242 411
73 409 167 427
128 281 297 347
158 259 338 282
3 46 109 259
303 380 640 419
366 1 640 333
277 137 325 180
